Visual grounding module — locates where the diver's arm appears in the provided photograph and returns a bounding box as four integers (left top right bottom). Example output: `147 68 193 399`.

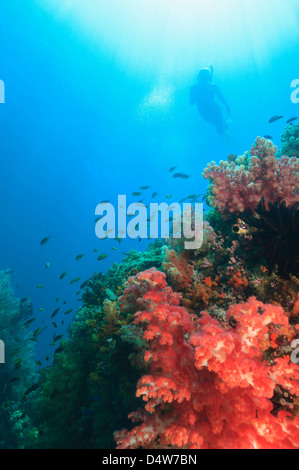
214 86 231 113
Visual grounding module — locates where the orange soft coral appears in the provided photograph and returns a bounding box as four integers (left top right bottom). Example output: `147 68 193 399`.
115 270 299 449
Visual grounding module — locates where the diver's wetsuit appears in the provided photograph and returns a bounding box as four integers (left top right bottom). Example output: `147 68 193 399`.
190 82 227 135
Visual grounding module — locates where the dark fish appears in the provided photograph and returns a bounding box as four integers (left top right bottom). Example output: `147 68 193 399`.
53 334 63 343
80 280 89 290
173 173 190 179
268 115 283 123
59 271 67 280
140 186 150 190
132 192 142 197
24 383 39 396
45 356 49 361
36 284 44 289
23 318 35 328
93 248 99 253
97 253 108 261
51 308 60 319
40 236 50 246
14 359 22 369
111 247 119 251
264 135 273 139
286 117 298 124
52 321 58 328
35 360 42 366
56 297 59 303
169 166 176 173
10 376 21 383
75 254 85 261
63 308 73 315
45 262 50 269
54 346 64 355
31 328 43 340
70 277 80 285
151 192 158 198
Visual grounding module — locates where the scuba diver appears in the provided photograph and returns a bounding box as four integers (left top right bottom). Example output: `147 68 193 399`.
190 66 231 135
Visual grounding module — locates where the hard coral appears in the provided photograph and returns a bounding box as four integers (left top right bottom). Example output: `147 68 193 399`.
115 270 299 449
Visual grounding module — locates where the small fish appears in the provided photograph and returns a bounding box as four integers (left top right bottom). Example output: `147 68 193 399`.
166 194 172 199
54 346 64 355
52 321 58 328
264 135 273 140
40 236 50 246
45 262 50 269
93 248 99 253
31 328 43 340
59 271 67 280
64 309 73 315
231 220 248 235
14 359 22 369
70 277 80 285
24 318 35 328
140 186 150 190
132 192 142 197
39 308 45 312
173 173 190 179
268 115 283 123
111 247 119 251
63 301 66 305
75 254 85 261
56 297 59 303
80 280 89 290
36 284 44 289
151 192 158 198
10 376 21 383
51 308 60 319
24 383 39 396
53 334 63 343
97 253 108 261
45 356 49 361
286 117 298 124
169 166 176 173
35 360 42 366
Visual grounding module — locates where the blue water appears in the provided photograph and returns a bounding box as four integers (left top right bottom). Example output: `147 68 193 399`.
1 0 299 360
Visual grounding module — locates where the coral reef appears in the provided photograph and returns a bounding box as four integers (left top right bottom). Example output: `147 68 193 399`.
0 270 35 448
278 123 299 158
6 129 299 450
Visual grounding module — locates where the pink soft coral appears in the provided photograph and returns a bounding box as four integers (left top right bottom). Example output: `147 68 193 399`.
203 137 299 215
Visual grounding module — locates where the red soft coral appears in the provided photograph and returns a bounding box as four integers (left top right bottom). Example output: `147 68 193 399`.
115 270 299 449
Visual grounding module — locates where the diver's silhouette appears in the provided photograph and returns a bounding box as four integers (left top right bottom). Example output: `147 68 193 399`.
190 66 230 135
